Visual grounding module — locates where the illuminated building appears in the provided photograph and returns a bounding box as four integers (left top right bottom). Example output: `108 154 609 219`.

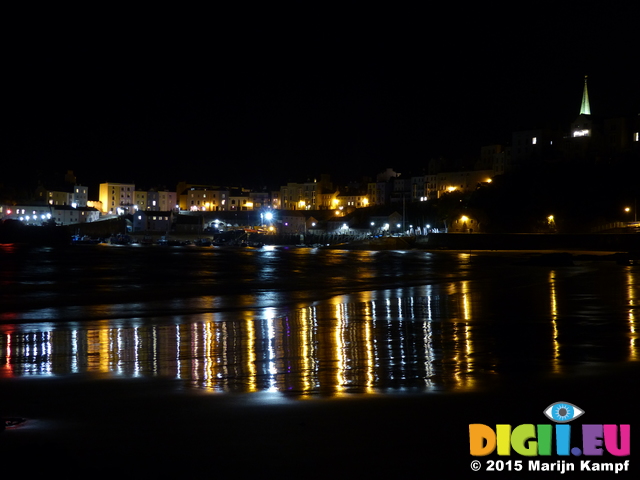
52 205 100 225
179 186 230 212
279 175 335 210
571 75 592 138
280 181 318 210
0 204 99 226
99 182 136 214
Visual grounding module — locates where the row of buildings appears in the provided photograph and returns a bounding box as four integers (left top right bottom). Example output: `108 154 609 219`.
0 167 494 233
2 78 638 234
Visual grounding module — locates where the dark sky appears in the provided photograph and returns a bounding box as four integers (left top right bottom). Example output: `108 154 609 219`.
4 7 638 194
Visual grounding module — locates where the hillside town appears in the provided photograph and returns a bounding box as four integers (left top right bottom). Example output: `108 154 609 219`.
2 78 638 240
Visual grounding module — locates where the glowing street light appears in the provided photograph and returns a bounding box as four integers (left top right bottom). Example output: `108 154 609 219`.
624 203 637 222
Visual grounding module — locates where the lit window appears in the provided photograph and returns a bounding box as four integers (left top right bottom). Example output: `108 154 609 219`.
634 132 639 142
532 137 537 145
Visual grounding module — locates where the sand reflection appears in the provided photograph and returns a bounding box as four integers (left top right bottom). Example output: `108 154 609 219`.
2 264 638 395
1 286 468 393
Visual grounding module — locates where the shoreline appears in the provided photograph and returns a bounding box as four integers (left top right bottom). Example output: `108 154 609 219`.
3 227 640 251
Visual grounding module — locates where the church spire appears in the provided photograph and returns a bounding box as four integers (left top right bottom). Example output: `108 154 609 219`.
580 75 591 115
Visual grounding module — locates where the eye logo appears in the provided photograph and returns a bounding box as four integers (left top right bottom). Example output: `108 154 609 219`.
543 401 584 423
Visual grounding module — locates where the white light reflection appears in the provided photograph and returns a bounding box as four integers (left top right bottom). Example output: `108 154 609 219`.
5 272 604 395
175 324 182 379
335 302 347 393
549 270 561 373
116 328 123 374
133 327 140 376
422 285 435 388
151 325 158 376
202 319 217 391
71 329 78 373
267 316 278 391
191 323 200 386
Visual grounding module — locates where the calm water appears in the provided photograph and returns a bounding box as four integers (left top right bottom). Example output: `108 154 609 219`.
1 243 637 395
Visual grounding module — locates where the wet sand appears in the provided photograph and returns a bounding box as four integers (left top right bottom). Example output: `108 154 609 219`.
2 362 639 478
2 246 638 477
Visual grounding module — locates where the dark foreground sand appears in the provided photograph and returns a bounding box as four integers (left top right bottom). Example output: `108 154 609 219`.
2 362 639 478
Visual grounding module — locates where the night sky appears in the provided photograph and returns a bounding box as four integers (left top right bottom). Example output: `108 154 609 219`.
5 7 639 195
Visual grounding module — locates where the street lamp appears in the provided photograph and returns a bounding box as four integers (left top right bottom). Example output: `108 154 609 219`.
262 211 274 233
624 204 637 222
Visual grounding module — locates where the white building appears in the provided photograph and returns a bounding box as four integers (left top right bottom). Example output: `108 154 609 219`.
36 185 89 207
52 206 100 225
1 204 99 226
1 205 54 225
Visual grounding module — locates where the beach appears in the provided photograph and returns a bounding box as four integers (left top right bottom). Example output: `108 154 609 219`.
1 244 638 477
3 363 639 477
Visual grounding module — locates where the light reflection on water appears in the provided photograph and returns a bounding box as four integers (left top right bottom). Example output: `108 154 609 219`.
1 246 638 395
0 293 448 393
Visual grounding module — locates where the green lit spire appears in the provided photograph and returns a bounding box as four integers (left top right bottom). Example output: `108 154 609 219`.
580 75 591 115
